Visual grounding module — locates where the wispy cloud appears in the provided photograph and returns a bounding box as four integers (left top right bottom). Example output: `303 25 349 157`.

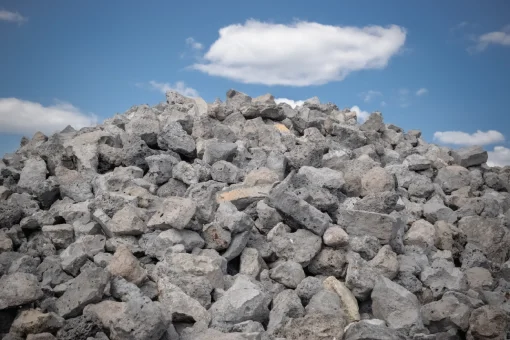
186 37 203 50
433 130 505 146
192 20 406 86
470 25 510 52
380 101 387 107
359 90 382 103
0 9 27 24
0 98 97 135
140 80 199 97
274 98 305 108
416 88 428 96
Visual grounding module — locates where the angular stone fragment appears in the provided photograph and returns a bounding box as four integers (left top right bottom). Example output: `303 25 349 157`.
269 261 306 288
157 121 196 156
41 224 74 249
202 223 231 251
435 165 471 194
108 206 147 236
322 225 349 247
361 166 395 196
55 167 93 202
323 276 360 323
0 273 43 309
211 160 242 184
336 209 398 245
269 175 331 236
451 146 488 168
203 141 237 165
281 312 346 340
240 247 266 279
158 277 211 324
467 305 508 340
10 309 64 336
267 289 305 334
371 277 423 329
147 196 196 230
404 154 431 171
216 184 272 210
270 228 322 266
209 276 270 328
107 245 147 286
343 321 405 340
55 267 110 318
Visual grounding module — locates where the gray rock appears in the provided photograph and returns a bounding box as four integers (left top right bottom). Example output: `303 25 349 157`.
270 228 322 266
254 200 282 234
457 216 509 263
343 321 405 340
423 201 457 224
305 289 345 318
60 235 106 276
336 209 398 245
322 225 349 248
55 266 110 318
107 245 147 286
0 272 43 309
466 305 508 340
435 166 471 194
451 146 488 168
308 247 348 278
295 277 324 308
239 247 266 279
211 161 242 184
350 235 381 260
345 252 379 300
158 121 196 156
361 166 395 196
147 196 196 230
42 224 74 249
404 154 432 171
372 277 423 329
210 276 271 328
222 230 250 261
158 277 211 324
10 309 64 336
269 261 306 288
203 141 238 165
420 259 468 298
280 312 346 340
144 154 179 185
269 175 331 236
202 223 232 251
108 206 148 236
421 292 473 333
186 180 226 222
172 161 199 185
267 289 305 334
84 296 168 340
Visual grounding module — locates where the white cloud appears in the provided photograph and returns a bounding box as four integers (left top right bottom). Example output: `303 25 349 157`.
0 9 27 23
350 105 370 123
380 101 387 107
472 26 510 52
433 130 505 146
274 98 305 108
186 37 203 50
147 80 199 97
193 20 407 86
360 90 382 103
487 146 510 167
416 88 428 96
0 98 97 135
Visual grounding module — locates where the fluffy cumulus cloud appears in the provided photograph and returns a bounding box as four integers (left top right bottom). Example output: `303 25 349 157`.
416 88 428 96
193 20 406 86
487 146 510 167
186 37 203 50
350 105 370 123
274 98 305 108
0 98 97 135
472 25 510 52
147 80 199 97
0 9 27 23
433 130 505 146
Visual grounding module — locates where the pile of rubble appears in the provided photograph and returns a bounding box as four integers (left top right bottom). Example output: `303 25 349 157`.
1 89 509 340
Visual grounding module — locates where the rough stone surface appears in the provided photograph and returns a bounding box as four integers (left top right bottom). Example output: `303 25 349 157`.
1 89 507 338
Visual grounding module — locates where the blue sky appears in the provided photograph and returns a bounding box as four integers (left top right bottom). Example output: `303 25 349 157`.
1 0 510 165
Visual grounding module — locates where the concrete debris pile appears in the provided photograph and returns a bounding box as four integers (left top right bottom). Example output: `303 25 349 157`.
1 89 510 340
